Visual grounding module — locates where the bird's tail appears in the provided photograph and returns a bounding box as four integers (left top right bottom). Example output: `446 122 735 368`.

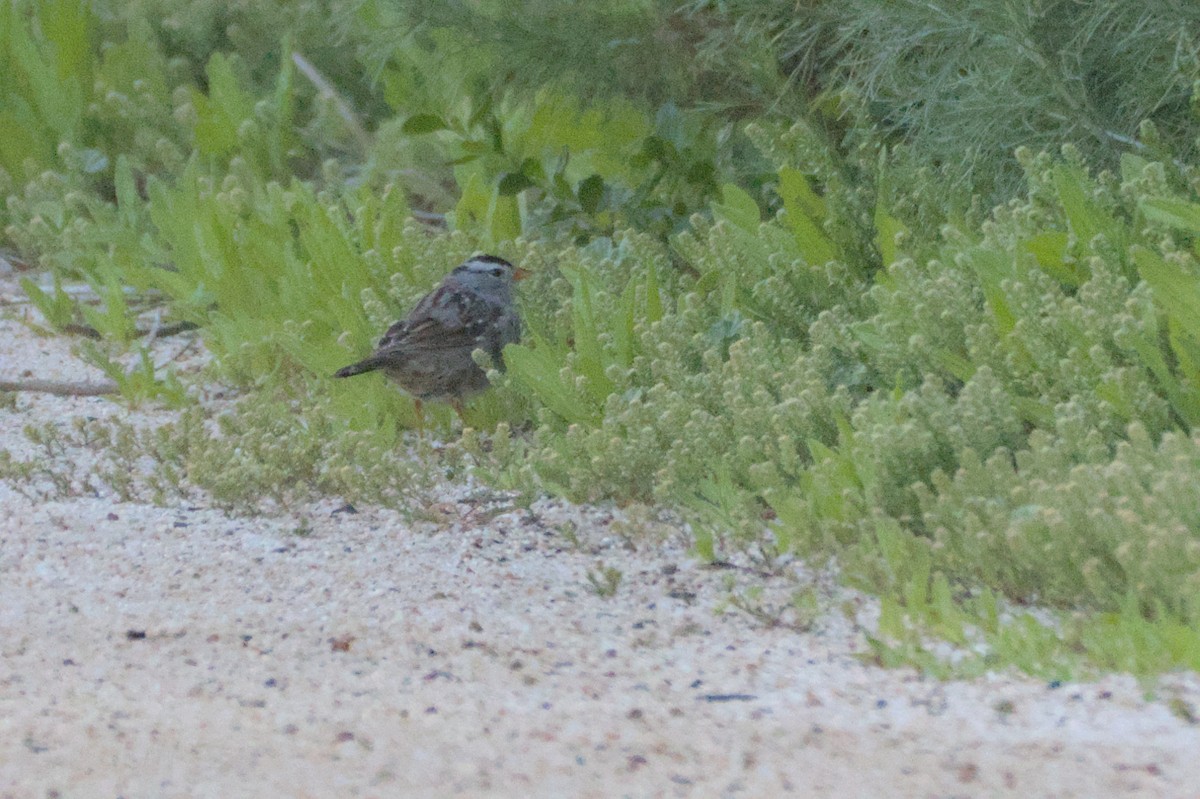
333 357 384 379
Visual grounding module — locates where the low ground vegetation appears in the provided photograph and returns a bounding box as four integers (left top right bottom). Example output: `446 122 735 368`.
3 0 1200 678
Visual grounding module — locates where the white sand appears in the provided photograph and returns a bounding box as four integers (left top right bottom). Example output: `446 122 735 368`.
2 277 1199 798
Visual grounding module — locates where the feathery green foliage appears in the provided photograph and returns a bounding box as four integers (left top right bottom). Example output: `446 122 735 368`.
700 0 1200 201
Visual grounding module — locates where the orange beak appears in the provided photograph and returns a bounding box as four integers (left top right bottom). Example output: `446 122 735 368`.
513 267 530 281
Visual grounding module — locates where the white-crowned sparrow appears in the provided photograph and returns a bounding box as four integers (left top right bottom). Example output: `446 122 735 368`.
334 254 527 423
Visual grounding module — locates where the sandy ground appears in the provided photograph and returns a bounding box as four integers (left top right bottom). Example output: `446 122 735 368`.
2 274 1200 799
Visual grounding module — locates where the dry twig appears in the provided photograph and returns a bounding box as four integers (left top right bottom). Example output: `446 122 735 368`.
0 379 119 397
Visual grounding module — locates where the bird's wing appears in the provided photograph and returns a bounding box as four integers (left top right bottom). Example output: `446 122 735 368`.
374 291 499 355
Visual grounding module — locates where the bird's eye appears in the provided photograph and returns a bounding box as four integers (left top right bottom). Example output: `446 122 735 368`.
491 268 503 277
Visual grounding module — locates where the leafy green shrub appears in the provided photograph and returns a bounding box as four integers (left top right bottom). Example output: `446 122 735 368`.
486 126 1200 672
917 423 1200 620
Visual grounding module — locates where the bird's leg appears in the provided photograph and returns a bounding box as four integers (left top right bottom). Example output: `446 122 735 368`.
412 398 425 436
450 399 468 427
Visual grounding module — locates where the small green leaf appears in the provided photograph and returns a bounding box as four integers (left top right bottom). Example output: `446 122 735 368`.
578 174 604 214
401 113 447 134
497 171 535 196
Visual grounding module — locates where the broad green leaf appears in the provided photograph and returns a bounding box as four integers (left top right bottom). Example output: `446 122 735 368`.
467 93 493 128
1121 302 1200 425
192 53 254 157
1140 197 1200 234
640 135 668 161
1168 320 1200 391
776 167 826 221
41 0 94 88
933 349 975 382
562 265 615 400
963 247 1016 336
452 171 492 233
0 109 52 173
1133 246 1200 338
1022 231 1084 286
520 91 648 180
713 184 761 232
1053 165 1114 248
487 188 522 242
874 202 909 269
777 167 837 266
